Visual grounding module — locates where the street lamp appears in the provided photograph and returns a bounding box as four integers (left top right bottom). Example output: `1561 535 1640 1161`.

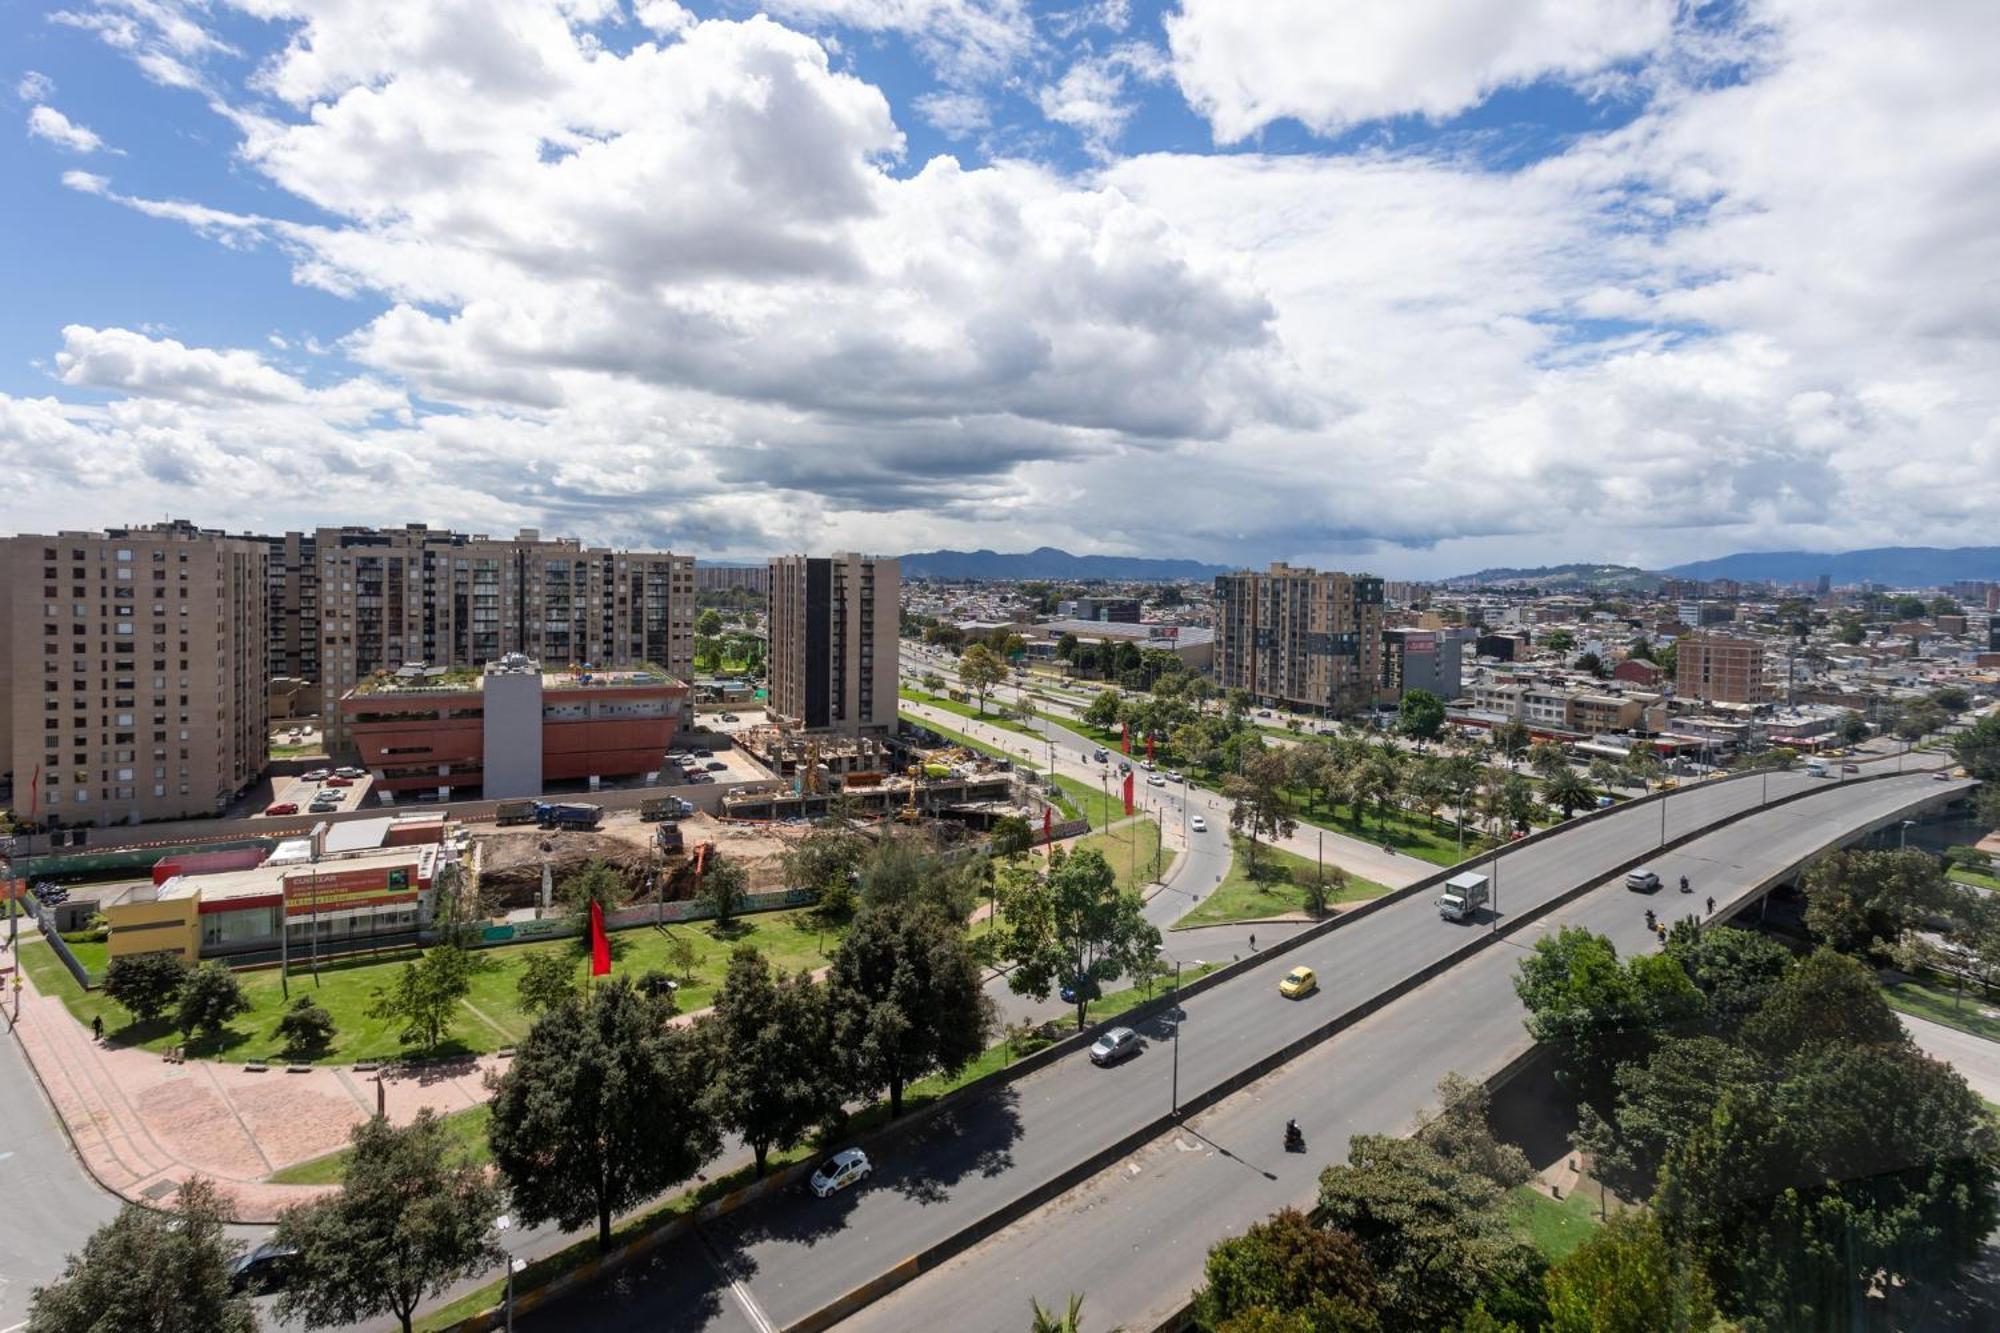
1900 818 1916 851
495 1214 523 1333
1169 959 1183 1119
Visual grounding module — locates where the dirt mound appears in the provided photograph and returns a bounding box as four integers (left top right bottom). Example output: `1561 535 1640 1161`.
475 829 658 910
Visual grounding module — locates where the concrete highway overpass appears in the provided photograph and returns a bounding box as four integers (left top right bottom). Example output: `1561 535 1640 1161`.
519 756 1972 1333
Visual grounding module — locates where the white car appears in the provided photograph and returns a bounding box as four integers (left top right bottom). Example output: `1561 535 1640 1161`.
810 1148 872 1198
1146 774 1166 788
1625 868 1662 893
1190 815 1208 833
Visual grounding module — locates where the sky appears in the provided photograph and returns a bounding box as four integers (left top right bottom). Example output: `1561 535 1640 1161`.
3 0 1997 578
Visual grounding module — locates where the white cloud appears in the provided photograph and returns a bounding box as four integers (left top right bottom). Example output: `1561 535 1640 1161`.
1037 41 1167 155
26 104 113 153
16 70 56 101
913 89 990 138
1166 0 1674 142
755 0 1035 87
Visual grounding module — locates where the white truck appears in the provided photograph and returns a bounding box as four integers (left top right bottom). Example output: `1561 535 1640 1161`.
1436 871 1491 923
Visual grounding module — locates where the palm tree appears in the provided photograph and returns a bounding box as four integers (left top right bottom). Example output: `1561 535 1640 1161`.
1029 1293 1109 1332
1546 767 1595 818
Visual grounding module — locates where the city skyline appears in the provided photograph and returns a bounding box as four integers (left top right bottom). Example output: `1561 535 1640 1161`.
4 1 1996 577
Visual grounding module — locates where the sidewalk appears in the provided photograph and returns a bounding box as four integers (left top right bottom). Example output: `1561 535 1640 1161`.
7 963 501 1222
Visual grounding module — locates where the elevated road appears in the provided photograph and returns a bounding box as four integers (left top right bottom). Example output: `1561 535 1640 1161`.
843 767 1976 1333
521 757 1966 1333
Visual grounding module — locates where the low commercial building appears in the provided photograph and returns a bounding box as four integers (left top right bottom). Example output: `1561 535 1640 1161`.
339 655 687 801
1023 620 1215 673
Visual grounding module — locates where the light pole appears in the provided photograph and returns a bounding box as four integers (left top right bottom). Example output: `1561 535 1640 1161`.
1900 818 1916 851
1169 959 1182 1119
495 1214 526 1333
1489 850 1502 933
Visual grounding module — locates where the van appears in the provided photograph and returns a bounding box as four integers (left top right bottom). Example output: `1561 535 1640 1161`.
1804 760 1829 778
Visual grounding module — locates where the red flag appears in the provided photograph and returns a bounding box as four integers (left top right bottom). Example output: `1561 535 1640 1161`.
1122 772 1135 816
1042 806 1053 844
589 899 611 977
1121 721 1130 755
1146 733 1155 761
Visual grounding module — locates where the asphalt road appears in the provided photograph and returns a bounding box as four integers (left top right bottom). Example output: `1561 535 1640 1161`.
844 767 1976 1333
0 1015 115 1330
1902 1012 2000 1105
522 753 1966 1333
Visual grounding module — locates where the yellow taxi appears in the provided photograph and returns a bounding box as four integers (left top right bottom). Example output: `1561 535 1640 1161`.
1278 965 1318 999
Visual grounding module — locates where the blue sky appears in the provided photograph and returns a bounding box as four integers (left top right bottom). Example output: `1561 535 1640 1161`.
3 0 1995 576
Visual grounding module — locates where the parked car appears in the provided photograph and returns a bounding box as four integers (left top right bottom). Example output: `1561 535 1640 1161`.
1842 763 1860 773
1190 815 1208 833
1146 775 1166 788
721 713 740 722
1279 966 1318 999
334 766 365 778
228 1243 298 1294
810 1148 872 1198
325 776 353 788
1625 868 1661 893
694 748 715 758
264 802 298 816
1089 1027 1140 1066
302 768 330 782
309 799 340 812
1060 975 1102 1005
704 761 727 772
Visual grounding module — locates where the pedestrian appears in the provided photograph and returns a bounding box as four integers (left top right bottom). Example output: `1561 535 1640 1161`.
92 1014 104 1041
1706 896 1715 915
1249 932 1257 951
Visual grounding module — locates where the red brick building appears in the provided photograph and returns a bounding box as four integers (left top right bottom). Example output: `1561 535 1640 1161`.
1612 658 1666 688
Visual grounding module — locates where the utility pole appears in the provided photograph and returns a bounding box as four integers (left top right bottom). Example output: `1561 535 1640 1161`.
1169 959 1182 1119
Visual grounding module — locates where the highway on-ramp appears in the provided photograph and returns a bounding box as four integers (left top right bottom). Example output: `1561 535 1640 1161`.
520 757 1964 1333
842 767 1976 1333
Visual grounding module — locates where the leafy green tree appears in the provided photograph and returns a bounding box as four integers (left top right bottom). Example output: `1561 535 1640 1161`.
703 947 837 1176
1315 1136 1545 1332
958 643 1007 714
275 995 338 1055
1573 651 1607 678
1055 632 1080 664
991 813 1034 860
1543 630 1576 654
1619 748 1661 792
27 1177 255 1333
1194 1208 1380 1332
1931 684 1970 713
783 822 868 904
1527 741 1569 781
1662 925 1793 1033
560 858 628 961
1489 720 1531 764
1737 946 1905 1056
1836 710 1871 745
1225 750 1298 872
1953 711 2000 782
1801 848 1951 959
176 961 250 1042
857 832 983 919
100 950 190 1023
1397 690 1445 746
274 1110 500 1333
999 846 1162 1029
1542 1211 1714 1333
664 930 700 983
699 852 748 927
827 905 992 1117
488 979 717 1250
1513 927 1703 1109
515 950 578 1017
1414 1073 1532 1189
367 945 478 1053
1083 689 1123 732
1896 699 1947 743
1580 1035 1766 1198
1543 768 1593 819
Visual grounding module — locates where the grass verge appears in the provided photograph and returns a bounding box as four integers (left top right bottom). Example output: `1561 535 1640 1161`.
898 688 1043 737
273 1105 493 1185
1510 1184 1602 1262
1884 974 2000 1042
1176 835 1386 929
1070 817 1163 893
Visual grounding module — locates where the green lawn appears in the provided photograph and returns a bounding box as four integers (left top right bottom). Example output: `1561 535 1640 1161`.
1884 974 2000 1042
899 707 1120 830
1510 1184 1602 1262
27 909 840 1066
1070 817 1164 893
1951 866 2000 892
1289 794 1495 867
1176 835 1387 929
899 688 1044 738
272 1104 493 1185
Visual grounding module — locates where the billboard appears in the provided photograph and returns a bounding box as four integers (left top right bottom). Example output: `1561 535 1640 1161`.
282 864 418 917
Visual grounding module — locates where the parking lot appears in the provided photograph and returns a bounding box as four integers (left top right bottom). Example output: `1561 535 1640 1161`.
257 767 376 818
665 738 770 787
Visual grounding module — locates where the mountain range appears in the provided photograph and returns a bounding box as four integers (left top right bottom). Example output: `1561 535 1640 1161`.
1662 546 2000 585
898 546 1232 582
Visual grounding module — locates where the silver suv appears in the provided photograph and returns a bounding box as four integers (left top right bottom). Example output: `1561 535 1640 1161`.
1625 868 1661 893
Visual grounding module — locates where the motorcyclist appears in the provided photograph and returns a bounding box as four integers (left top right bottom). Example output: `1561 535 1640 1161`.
1679 874 1691 894
1284 1118 1303 1149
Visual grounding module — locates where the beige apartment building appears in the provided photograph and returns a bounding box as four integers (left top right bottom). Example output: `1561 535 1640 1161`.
1 522 267 825
1678 631 1768 705
1213 563 1385 715
260 526 697 756
767 554 899 736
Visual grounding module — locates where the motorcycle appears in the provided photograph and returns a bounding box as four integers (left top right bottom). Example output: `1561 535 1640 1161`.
1283 1120 1305 1153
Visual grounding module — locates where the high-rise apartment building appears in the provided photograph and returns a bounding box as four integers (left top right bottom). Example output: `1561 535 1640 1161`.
258 526 695 755
1 521 267 825
1213 563 1385 715
694 563 770 595
1677 631 1767 705
767 554 899 736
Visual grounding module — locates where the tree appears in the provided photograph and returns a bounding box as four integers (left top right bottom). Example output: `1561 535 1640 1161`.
958 643 1007 714
1619 748 1661 792
999 847 1162 1029
1581 1034 1766 1198
560 858 627 962
1513 927 1703 1110
1413 1073 1532 1189
1896 699 1947 743
488 979 717 1250
274 1110 500 1333
1737 946 1905 1056
1055 632 1080 665
699 852 748 927
1397 690 1445 747
1836 710 1871 746
1931 684 1971 713
1300 862 1348 918
1662 925 1793 1033
1489 720 1530 765
858 832 982 919
1543 768 1594 819
1226 750 1298 873
1082 689 1123 732
664 930 699 983
1543 630 1575 654
704 947 837 1176
1801 848 1951 959
100 950 190 1024
694 607 723 637
1026 1293 1091 1333
783 822 869 898
1587 756 1622 792
368 945 478 1053
176 961 250 1042
1315 1135 1544 1332
1573 651 1607 679
1542 1212 1715 1333
275 995 338 1055
991 814 1034 860
515 950 579 1017
1527 741 1569 782
27 1177 255 1333
1194 1208 1380 1332
827 905 992 1117
1953 712 2000 782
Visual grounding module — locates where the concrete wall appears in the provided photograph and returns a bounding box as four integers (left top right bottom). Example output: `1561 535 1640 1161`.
481 668 543 799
